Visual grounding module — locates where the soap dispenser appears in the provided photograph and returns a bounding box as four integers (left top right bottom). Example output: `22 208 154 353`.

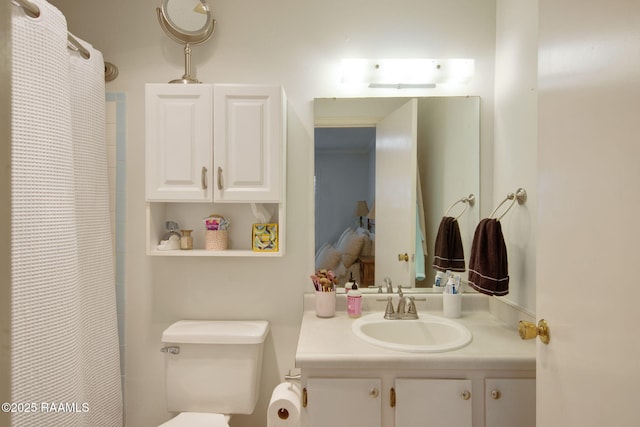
345 272 356 292
347 282 362 318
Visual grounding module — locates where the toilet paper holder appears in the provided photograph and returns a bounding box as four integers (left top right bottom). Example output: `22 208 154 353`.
284 372 301 382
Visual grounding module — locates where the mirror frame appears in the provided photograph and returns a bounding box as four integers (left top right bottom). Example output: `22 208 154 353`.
156 0 215 46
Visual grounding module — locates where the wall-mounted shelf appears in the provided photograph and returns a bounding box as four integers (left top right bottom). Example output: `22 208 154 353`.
146 202 285 257
147 248 283 257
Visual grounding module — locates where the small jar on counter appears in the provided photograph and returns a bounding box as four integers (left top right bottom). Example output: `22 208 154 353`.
347 284 362 318
180 229 193 250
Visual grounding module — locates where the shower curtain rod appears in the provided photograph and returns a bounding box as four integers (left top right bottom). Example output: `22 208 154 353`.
14 0 119 82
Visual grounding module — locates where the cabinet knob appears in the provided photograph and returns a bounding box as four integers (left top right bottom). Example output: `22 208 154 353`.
461 390 471 400
398 253 409 262
368 388 379 398
491 389 501 400
518 319 550 344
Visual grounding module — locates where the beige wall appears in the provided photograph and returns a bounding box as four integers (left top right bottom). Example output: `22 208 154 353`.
49 1 498 426
417 97 480 284
494 0 538 313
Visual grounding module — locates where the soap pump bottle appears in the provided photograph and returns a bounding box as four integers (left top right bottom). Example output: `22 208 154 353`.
347 282 362 318
345 272 356 292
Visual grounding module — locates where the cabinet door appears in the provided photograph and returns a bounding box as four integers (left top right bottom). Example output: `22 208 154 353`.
305 378 381 427
145 84 212 201
213 84 285 202
395 378 472 427
485 378 535 427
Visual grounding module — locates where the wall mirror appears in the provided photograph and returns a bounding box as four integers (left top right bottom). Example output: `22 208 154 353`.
156 0 215 83
314 97 480 292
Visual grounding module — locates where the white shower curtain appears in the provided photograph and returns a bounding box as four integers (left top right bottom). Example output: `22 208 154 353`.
11 1 123 426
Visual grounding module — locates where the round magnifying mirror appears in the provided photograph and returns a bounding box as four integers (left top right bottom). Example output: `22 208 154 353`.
157 0 215 83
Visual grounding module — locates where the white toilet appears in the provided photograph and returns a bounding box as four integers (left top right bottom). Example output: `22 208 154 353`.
158 320 270 427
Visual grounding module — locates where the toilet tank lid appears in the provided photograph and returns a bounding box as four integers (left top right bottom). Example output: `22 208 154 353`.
162 320 270 344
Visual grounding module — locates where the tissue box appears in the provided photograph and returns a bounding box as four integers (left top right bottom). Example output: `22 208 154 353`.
252 223 278 252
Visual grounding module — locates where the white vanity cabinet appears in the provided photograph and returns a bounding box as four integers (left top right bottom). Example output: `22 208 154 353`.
301 373 532 427
394 378 472 427
213 84 285 203
296 301 536 427
305 378 382 427
485 378 535 427
145 83 286 256
145 84 213 202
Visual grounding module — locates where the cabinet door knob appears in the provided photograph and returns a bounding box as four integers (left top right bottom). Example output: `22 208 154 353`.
518 319 550 344
368 388 379 398
217 166 224 190
201 166 208 190
461 390 471 400
398 253 409 262
491 389 501 400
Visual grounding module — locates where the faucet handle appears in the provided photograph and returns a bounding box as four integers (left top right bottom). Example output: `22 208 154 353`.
383 296 395 319
407 297 417 315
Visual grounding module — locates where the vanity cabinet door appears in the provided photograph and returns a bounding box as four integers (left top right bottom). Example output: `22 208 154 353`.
394 378 472 427
305 378 382 427
485 378 535 427
145 84 213 202
213 84 285 203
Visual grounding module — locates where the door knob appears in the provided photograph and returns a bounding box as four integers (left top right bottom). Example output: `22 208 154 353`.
398 253 409 262
518 319 550 344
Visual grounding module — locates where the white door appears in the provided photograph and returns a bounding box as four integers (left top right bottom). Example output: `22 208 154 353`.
304 378 382 427
375 99 417 287
537 1 640 425
485 378 535 427
213 84 284 203
145 84 213 202
394 378 472 427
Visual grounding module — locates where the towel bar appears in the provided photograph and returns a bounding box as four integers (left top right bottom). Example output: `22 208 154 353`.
490 188 527 221
444 194 475 220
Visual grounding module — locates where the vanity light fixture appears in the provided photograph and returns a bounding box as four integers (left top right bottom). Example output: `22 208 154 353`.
341 58 474 89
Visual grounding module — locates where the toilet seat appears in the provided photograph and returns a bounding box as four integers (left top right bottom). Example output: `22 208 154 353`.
158 412 230 427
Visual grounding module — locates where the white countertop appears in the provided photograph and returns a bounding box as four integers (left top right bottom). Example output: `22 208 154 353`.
295 294 535 371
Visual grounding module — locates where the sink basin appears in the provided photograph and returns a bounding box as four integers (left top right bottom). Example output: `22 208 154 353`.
352 313 472 353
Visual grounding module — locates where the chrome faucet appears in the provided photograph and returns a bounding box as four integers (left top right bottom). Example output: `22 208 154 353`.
381 285 423 320
383 277 393 293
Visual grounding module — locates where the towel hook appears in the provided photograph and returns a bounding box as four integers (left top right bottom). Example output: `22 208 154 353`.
490 188 527 221
444 194 475 220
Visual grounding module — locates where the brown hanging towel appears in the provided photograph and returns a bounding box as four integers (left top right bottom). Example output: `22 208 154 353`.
432 216 466 272
468 218 509 296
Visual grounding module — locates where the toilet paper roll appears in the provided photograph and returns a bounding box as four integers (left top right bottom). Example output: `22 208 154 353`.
267 382 301 427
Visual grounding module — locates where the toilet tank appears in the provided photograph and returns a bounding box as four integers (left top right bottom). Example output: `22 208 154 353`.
161 320 270 415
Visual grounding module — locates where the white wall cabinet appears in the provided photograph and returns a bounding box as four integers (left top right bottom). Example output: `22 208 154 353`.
485 378 535 427
305 378 382 427
394 378 472 427
145 84 213 202
145 83 286 256
213 84 285 203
